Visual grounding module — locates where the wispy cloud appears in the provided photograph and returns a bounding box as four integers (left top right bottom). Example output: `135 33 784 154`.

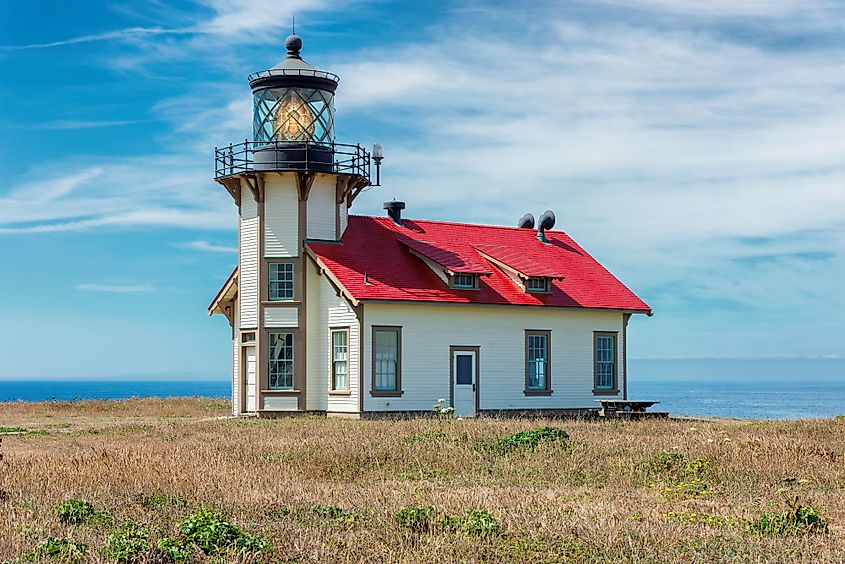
1 27 195 51
174 240 237 253
75 283 154 294
37 119 149 130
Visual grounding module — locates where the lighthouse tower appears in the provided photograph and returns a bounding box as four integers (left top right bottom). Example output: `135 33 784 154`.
210 35 377 415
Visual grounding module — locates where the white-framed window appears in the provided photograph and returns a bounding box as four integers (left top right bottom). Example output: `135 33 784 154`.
452 273 477 289
331 329 349 391
269 263 294 301
526 277 549 292
373 327 401 394
269 332 294 389
595 333 617 391
525 330 551 393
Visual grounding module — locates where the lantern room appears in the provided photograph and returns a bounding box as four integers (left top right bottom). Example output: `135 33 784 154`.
249 35 337 145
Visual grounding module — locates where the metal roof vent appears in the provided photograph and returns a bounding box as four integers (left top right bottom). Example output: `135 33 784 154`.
517 213 535 229
536 210 556 244
384 200 406 225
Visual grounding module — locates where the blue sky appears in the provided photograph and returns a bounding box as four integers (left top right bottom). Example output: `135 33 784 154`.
1 0 843 380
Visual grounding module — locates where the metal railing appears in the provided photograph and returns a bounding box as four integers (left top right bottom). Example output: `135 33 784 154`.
214 140 371 181
248 68 341 83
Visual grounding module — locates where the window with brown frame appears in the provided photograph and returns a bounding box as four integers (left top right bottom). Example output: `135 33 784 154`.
371 326 402 396
525 330 552 395
594 332 618 394
330 328 349 392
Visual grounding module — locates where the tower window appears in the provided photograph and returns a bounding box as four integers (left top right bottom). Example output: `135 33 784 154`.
269 333 294 389
269 263 294 301
451 273 478 289
526 277 549 293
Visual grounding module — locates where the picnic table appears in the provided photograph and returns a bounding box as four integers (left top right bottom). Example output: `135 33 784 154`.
595 399 661 417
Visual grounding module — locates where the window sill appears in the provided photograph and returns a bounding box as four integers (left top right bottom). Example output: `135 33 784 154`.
329 390 352 396
593 389 619 396
262 300 301 306
262 389 301 394
524 389 553 396
370 391 404 397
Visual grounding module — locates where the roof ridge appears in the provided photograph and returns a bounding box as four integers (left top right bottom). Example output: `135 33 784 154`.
349 214 569 235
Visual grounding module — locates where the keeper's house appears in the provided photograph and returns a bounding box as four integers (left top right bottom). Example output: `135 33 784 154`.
208 35 652 417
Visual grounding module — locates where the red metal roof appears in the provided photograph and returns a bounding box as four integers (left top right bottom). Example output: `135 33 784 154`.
307 216 651 313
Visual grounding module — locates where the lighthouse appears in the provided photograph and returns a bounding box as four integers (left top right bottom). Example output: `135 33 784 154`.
209 36 651 419
210 35 378 415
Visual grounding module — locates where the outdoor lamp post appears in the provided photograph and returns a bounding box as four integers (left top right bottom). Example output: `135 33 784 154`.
372 143 384 186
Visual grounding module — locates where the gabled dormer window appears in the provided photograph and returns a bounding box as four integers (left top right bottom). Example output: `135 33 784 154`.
451 273 478 290
526 277 549 293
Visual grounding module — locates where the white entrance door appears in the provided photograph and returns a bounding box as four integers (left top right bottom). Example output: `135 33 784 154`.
244 347 257 412
452 350 477 417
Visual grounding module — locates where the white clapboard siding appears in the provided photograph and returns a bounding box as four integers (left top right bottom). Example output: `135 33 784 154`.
239 188 258 328
305 268 359 413
232 337 239 416
338 201 349 238
262 395 298 411
264 175 298 257
307 175 336 240
264 306 298 328
363 303 625 412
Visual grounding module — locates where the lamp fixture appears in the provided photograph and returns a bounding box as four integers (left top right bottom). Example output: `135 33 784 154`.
372 143 384 186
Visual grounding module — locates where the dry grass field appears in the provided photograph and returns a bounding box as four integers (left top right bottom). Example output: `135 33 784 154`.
1 398 844 562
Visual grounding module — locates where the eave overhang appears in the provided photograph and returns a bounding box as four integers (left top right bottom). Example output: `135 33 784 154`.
208 267 239 323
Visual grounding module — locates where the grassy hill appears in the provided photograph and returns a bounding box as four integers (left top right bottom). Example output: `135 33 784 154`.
0 398 842 562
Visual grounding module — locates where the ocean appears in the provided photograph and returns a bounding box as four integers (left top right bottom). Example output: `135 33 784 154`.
0 358 843 420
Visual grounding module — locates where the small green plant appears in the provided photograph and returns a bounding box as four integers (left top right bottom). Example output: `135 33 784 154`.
662 511 736 529
157 536 193 562
104 522 150 562
459 509 500 536
410 429 448 443
746 495 827 536
660 477 713 500
311 504 356 524
55 499 96 525
500 427 569 450
836 415 845 421
138 492 188 508
652 451 685 472
396 506 439 533
432 398 455 417
0 427 28 434
28 537 88 562
177 508 270 555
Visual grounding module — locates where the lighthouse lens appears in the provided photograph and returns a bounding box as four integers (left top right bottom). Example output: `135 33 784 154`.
253 87 334 144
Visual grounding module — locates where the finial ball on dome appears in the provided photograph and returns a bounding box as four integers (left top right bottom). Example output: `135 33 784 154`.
285 34 302 56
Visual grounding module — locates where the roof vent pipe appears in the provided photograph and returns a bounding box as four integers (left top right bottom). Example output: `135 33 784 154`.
384 200 406 225
517 213 535 229
536 210 556 244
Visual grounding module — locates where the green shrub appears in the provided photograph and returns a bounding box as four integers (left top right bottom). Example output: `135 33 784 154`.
500 427 569 450
29 537 88 562
55 499 96 525
157 536 193 562
652 451 685 472
177 508 270 555
747 505 827 536
104 522 150 562
396 506 439 533
459 509 500 536
0 427 28 433
397 506 501 536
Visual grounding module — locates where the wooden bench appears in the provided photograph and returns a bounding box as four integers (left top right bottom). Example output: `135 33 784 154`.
595 400 664 418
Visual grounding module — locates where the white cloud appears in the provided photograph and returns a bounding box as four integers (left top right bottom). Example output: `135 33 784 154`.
76 283 154 294
175 240 237 253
